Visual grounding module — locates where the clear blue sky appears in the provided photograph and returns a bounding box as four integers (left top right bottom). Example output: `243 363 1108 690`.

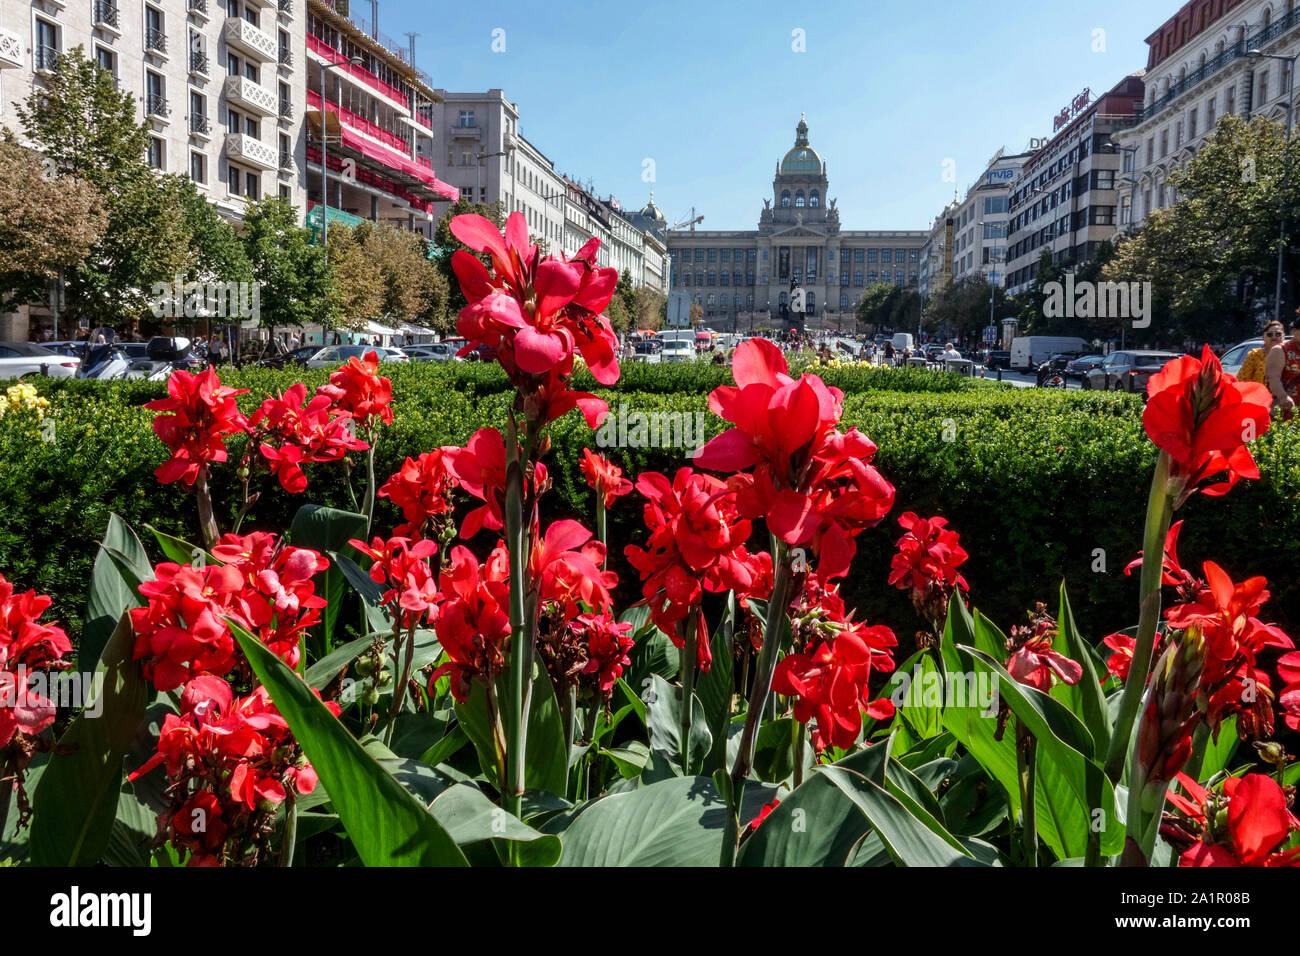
379 0 1175 231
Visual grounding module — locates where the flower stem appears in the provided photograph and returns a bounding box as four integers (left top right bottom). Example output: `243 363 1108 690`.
1103 450 1174 784
1016 724 1038 866
279 791 297 867
680 616 697 775
383 621 416 748
793 719 806 789
595 499 607 567
361 432 379 536
195 465 220 549
503 414 529 822
730 541 791 791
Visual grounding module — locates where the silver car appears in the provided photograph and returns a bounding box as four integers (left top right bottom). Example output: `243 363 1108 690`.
0 342 80 380
1082 350 1181 393
1219 339 1264 378
305 345 406 369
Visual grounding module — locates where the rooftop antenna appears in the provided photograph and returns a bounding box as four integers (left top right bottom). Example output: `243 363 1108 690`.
369 0 378 39
405 31 418 66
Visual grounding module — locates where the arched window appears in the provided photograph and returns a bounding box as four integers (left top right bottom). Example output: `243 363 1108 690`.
780 190 791 207
1264 6 1272 28
795 190 806 207
1217 39 1225 57
809 190 820 207
1199 52 1206 70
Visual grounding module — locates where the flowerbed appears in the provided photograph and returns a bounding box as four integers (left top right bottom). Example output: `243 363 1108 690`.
1 214 1298 868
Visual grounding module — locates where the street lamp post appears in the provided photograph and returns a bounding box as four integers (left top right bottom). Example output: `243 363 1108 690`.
477 149 507 205
1248 49 1298 325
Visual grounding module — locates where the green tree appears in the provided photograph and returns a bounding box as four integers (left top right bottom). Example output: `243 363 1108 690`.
924 276 1008 344
13 46 217 328
0 134 106 314
242 197 336 330
1104 113 1295 344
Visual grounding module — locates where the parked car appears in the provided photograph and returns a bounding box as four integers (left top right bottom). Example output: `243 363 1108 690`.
305 344 406 369
1065 354 1106 378
983 350 1011 370
1082 350 1182 392
404 343 462 362
630 340 662 363
661 339 695 363
1219 338 1264 378
0 342 80 380
1009 336 1091 371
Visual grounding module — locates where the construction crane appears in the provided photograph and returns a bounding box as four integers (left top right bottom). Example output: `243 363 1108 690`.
670 207 704 231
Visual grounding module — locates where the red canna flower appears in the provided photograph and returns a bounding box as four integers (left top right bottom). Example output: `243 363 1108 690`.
1101 631 1167 683
1005 606 1082 692
748 797 781 830
0 573 73 751
1278 651 1300 732
624 468 760 668
530 520 617 621
450 212 621 386
347 535 441 628
129 675 332 867
131 533 327 691
888 512 970 623
431 544 511 702
1180 773 1300 867
772 622 898 751
316 351 394 429
1123 519 1200 598
695 340 893 579
574 612 635 697
580 448 632 508
1142 345 1272 502
146 368 249 486
248 383 369 494
444 428 549 539
378 449 459 540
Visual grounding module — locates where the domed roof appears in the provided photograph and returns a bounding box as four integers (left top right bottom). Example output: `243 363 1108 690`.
779 114 823 175
639 191 666 224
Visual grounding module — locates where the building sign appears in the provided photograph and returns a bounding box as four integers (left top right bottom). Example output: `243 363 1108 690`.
667 291 691 327
986 168 1016 183
1054 87 1092 131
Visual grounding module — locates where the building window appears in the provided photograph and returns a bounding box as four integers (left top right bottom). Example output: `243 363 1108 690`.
862 249 872 263
145 6 166 54
910 249 919 262
720 271 729 285
190 150 206 184
854 271 863 287
279 184 290 199
35 19 60 71
1227 86 1236 115
810 190 820 207
189 90 207 133
881 249 892 263
458 109 475 128
780 190 790 207
146 71 167 116
95 45 117 80
840 272 849 286
840 293 848 309
720 249 730 262
148 137 164 169
795 190 805 207
694 271 702 285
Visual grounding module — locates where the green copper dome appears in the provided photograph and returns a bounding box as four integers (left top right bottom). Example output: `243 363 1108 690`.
779 115 823 175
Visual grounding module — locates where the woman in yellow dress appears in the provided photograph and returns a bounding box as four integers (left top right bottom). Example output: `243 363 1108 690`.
1236 320 1281 384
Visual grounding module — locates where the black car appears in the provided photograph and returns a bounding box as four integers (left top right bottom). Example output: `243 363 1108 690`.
1064 354 1106 378
984 350 1011 370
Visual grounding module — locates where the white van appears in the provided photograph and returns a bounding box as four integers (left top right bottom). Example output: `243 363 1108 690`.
1009 336 1091 371
892 333 914 352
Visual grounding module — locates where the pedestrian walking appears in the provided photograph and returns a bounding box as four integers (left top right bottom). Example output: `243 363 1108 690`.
1265 314 1300 420
1239 321 1281 384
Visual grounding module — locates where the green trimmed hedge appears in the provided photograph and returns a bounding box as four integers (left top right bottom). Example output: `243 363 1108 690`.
3 364 1297 649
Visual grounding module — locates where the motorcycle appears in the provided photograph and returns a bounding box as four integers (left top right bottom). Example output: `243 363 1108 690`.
1035 357 1070 388
123 336 204 381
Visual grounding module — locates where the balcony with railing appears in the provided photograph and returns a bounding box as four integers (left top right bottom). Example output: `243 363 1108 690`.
279 46 293 67
146 93 170 119
188 0 208 15
145 27 167 55
279 146 293 169
225 133 278 171
0 28 22 69
190 113 211 135
278 0 292 14
223 16 277 62
224 74 278 116
93 0 120 29
305 33 411 110
279 96 293 119
307 89 410 153
1144 8 1300 123
189 50 209 75
35 45 60 73
306 146 434 214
